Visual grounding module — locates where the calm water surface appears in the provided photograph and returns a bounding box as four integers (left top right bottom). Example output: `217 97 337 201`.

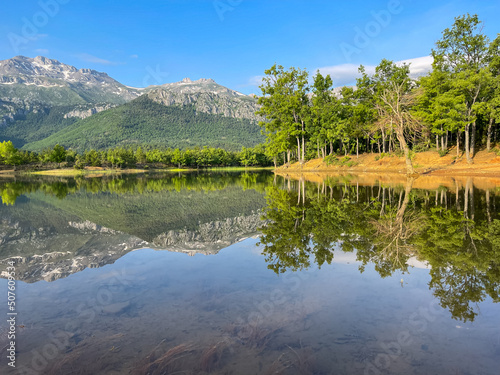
0 172 499 374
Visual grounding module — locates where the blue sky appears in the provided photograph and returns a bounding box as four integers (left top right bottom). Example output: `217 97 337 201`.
1 0 500 94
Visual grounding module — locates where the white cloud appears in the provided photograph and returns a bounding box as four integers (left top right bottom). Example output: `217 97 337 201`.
316 55 434 87
130 54 139 59
316 63 376 86
248 75 264 87
398 55 433 77
76 53 123 66
34 48 49 55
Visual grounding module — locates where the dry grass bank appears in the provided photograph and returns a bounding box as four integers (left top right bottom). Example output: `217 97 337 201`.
276 148 500 190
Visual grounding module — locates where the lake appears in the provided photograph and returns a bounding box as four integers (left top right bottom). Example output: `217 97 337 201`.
1 172 499 375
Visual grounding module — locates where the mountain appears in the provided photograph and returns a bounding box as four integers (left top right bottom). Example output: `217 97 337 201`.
23 90 264 152
0 56 263 151
0 55 139 108
0 55 141 147
144 77 260 122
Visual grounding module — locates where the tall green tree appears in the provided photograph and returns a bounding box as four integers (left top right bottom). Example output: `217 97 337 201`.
432 13 491 163
257 65 310 164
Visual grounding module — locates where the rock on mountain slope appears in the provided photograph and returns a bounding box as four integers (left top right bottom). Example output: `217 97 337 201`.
145 78 261 122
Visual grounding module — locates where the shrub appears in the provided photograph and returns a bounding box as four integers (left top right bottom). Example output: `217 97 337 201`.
438 149 448 157
413 144 428 153
324 154 337 166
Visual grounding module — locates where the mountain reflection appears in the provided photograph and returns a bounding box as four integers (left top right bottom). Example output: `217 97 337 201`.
259 175 500 322
2 172 500 322
0 172 271 282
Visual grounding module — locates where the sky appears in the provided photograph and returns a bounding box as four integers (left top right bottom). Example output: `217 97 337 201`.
1 0 500 94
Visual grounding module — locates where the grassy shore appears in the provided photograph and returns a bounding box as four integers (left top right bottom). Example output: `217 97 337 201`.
3 165 273 177
28 168 148 176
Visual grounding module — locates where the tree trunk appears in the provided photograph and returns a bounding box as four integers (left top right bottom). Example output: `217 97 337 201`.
356 138 359 159
470 121 476 159
487 117 493 151
382 130 386 153
456 131 460 158
396 128 414 175
464 178 470 219
301 135 305 164
465 124 472 164
296 137 301 164
436 134 440 151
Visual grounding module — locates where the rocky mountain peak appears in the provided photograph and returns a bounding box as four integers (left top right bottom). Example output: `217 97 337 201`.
0 55 140 113
179 78 216 84
144 77 260 121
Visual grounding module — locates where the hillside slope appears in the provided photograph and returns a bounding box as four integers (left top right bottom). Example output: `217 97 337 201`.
23 96 265 151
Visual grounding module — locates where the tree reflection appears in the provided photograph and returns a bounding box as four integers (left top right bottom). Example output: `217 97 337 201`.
259 175 500 322
0 172 273 205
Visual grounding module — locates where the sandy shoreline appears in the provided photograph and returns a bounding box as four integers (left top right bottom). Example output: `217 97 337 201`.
274 149 500 189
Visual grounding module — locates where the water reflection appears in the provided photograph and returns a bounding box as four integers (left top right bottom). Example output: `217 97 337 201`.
0 172 271 282
260 175 500 322
1 172 500 374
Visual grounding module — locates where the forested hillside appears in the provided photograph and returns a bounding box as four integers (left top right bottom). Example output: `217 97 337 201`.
23 96 265 152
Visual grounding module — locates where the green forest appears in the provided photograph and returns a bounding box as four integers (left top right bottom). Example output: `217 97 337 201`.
0 141 272 169
21 96 264 152
257 14 500 173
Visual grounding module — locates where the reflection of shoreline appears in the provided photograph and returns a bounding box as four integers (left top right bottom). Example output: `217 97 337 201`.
276 150 500 178
276 171 500 192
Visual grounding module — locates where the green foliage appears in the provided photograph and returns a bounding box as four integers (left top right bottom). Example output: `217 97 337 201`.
254 14 499 166
257 64 310 164
412 144 429 153
0 141 23 166
22 97 264 152
374 152 391 161
0 106 80 148
0 141 272 169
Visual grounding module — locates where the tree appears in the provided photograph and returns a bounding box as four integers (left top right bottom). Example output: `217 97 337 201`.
310 71 336 158
415 69 468 157
367 59 420 174
0 141 22 166
432 14 491 163
258 65 310 164
49 144 67 163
